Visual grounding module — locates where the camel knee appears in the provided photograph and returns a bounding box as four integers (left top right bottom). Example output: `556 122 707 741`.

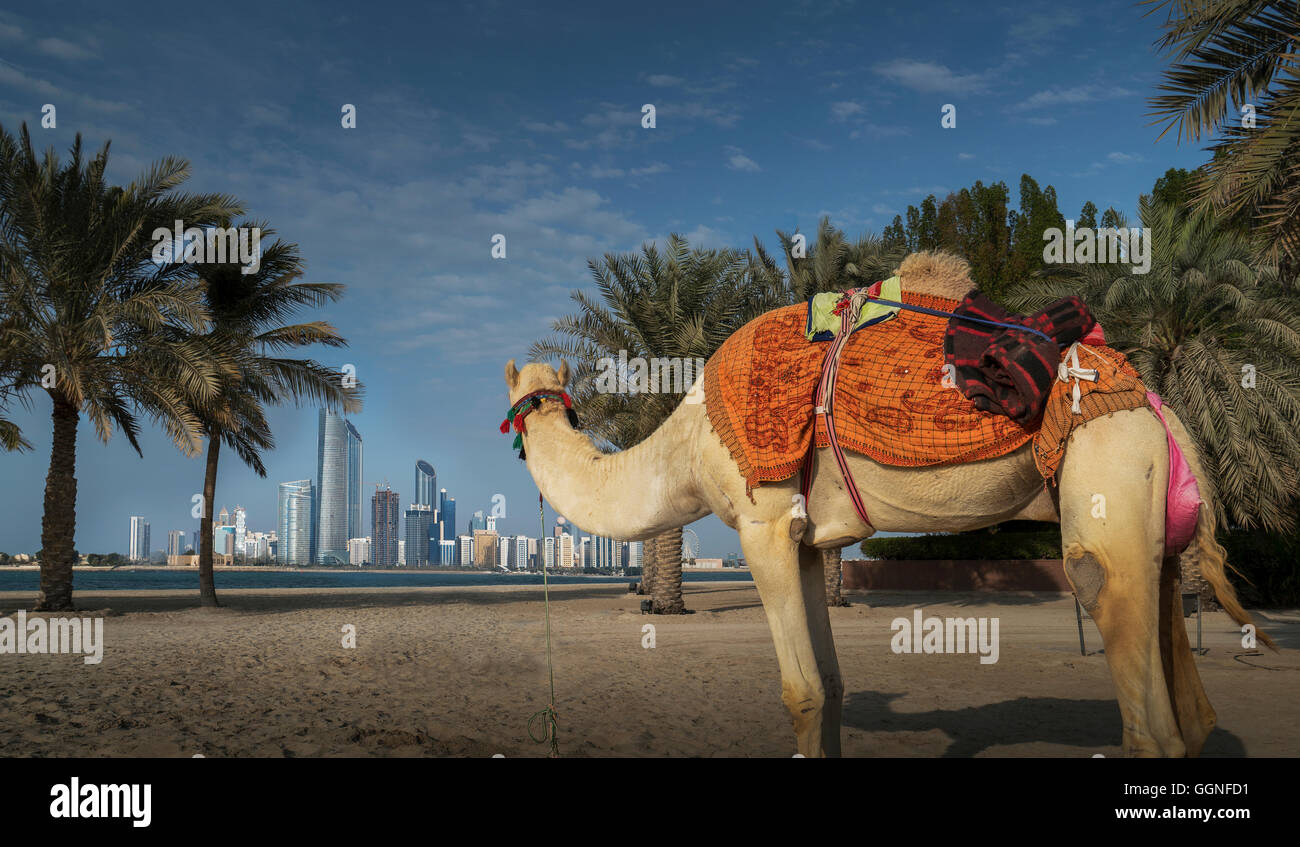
1064 546 1107 613
781 680 825 731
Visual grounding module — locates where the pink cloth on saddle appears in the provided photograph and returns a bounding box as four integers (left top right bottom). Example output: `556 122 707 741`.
1146 391 1201 556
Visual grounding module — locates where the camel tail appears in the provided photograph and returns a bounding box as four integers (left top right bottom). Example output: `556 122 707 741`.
1161 406 1277 651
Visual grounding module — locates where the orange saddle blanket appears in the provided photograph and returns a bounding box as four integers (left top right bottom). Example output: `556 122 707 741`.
702 291 1148 492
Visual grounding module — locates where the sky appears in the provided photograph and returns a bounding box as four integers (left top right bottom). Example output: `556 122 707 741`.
0 0 1211 558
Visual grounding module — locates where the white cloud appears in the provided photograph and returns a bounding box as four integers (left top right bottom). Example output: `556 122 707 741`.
36 37 95 60
874 59 990 94
958 152 975 160
646 74 684 87
1107 151 1142 163
1010 84 1137 112
723 145 761 172
830 100 865 121
522 119 570 133
0 61 128 112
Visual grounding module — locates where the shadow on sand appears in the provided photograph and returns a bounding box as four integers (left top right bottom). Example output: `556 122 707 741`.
842 689 1247 757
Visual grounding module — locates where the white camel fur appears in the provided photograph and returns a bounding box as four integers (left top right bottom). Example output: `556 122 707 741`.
505 251 1265 758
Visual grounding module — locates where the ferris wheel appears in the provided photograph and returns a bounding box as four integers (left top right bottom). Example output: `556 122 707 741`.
681 528 700 563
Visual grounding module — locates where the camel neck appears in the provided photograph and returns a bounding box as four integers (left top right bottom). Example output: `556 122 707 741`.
520 399 707 540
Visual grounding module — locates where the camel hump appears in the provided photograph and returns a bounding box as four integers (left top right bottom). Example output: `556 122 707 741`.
894 251 975 301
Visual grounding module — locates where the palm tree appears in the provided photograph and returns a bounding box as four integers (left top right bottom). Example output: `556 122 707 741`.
531 234 785 613
1148 0 1300 270
188 221 360 606
0 124 239 610
823 547 849 606
1005 195 1300 551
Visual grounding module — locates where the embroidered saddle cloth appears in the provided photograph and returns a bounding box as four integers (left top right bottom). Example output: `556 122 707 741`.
702 291 1149 493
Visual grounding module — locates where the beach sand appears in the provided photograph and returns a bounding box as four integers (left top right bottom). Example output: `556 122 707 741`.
1 582 1297 757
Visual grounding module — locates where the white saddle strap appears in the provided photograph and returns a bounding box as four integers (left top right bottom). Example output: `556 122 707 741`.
1058 342 1099 414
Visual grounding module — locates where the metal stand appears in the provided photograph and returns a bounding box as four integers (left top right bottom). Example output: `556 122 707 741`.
1074 592 1206 656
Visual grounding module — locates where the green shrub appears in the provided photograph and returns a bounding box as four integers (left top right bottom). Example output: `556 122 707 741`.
860 523 1062 560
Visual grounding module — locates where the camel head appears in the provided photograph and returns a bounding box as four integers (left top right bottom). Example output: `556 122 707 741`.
504 358 571 406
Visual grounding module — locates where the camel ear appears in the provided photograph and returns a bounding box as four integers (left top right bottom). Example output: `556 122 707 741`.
557 358 571 387
505 359 519 389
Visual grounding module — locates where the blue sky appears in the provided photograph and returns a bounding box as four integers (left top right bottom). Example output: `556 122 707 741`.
0 0 1210 558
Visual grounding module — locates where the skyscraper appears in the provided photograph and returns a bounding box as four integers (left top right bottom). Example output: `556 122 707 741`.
233 506 247 555
404 504 432 567
167 530 186 557
315 409 363 565
347 537 370 566
372 487 400 568
129 516 150 562
470 510 486 533
278 479 314 566
415 460 436 507
438 489 456 542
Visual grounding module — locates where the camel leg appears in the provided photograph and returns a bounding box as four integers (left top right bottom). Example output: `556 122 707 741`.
799 542 843 756
742 521 827 757
1059 413 1185 757
1160 554 1216 756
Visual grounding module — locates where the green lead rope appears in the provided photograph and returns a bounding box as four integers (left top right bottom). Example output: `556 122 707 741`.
527 491 561 757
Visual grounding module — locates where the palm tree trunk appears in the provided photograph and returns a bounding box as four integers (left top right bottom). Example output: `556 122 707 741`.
35 397 79 612
198 436 221 607
824 547 848 607
640 535 657 595
651 527 686 614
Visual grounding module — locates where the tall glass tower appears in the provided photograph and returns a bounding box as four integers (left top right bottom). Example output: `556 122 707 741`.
278 479 314 566
346 419 363 540
315 409 362 566
372 488 400 568
438 489 456 542
415 460 436 507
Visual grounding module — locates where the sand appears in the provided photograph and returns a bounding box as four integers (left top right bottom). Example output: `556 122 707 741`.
1 582 1297 757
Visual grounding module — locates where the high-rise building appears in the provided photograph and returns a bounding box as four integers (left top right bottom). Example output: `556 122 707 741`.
497 536 511 568
457 535 474 567
543 536 555 570
415 460 437 507
233 506 247 555
129 516 150 562
438 489 456 542
592 535 618 570
559 532 575 569
167 530 186 557
278 479 314 566
315 409 362 566
371 487 400 568
470 510 486 533
472 529 499 568
627 540 643 571
514 536 529 570
405 504 432 567
244 532 270 562
347 537 370 566
397 539 406 566
439 539 456 567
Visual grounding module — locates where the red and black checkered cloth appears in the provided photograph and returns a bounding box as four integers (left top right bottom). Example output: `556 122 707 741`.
943 290 1096 425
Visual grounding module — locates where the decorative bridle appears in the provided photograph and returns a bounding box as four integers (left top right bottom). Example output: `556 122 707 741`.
500 390 579 459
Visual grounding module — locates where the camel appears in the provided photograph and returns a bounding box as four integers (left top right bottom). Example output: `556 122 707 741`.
505 251 1265 758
